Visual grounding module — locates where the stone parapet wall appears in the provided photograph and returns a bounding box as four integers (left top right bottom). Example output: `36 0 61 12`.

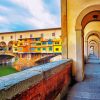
0 59 72 100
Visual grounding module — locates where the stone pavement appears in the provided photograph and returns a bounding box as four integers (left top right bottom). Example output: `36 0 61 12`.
67 55 100 100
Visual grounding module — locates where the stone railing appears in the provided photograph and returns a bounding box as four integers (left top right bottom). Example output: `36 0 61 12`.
0 59 72 100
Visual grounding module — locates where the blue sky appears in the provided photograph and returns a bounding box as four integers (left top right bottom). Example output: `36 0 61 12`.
0 0 61 32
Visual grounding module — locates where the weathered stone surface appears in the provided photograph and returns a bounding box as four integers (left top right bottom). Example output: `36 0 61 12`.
67 55 100 100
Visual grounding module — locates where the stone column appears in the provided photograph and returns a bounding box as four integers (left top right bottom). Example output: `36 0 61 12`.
98 41 100 59
84 40 88 62
61 0 68 59
76 30 84 81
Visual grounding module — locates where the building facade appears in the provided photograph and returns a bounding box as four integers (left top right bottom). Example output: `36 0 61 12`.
0 28 62 55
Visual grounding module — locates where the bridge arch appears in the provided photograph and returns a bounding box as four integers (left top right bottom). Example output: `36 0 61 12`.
0 41 7 51
8 41 13 51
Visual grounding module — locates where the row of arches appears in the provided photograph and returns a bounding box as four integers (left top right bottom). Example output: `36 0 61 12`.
75 5 100 81
0 41 13 51
62 2 100 81
84 31 100 61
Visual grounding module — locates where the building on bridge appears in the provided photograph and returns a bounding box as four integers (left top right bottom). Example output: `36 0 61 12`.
0 27 61 53
0 28 62 59
12 37 62 54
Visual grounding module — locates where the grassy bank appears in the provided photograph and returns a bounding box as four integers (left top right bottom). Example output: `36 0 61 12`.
0 65 18 77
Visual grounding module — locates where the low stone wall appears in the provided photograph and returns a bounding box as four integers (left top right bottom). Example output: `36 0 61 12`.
0 59 72 100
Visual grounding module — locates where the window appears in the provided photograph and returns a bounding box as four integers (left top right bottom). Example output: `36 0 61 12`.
15 43 17 46
55 42 59 44
41 33 44 37
19 48 22 51
20 43 23 45
1 36 4 40
56 48 59 51
36 43 41 45
49 47 52 51
52 33 55 36
31 48 35 50
32 38 35 41
30 34 33 38
11 36 13 39
48 41 52 45
31 43 35 46
38 48 40 51
36 38 40 41
25 39 27 41
42 42 46 45
43 48 46 50
15 48 17 51
20 35 22 39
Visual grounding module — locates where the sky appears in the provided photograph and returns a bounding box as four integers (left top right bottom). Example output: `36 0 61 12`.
0 0 61 32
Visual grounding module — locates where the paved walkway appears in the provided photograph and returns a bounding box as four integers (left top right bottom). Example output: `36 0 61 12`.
67 55 100 100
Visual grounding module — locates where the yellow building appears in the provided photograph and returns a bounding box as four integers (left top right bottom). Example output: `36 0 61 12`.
12 41 18 53
53 38 62 53
41 38 53 53
30 37 41 53
12 37 62 54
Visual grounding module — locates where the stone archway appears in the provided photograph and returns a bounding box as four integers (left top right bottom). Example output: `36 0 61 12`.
8 41 13 52
61 0 100 81
75 5 100 81
0 42 7 51
88 40 99 58
84 31 100 60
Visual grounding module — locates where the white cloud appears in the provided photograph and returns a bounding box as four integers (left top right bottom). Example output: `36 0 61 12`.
0 16 9 24
55 0 61 8
0 16 12 32
9 0 60 29
0 5 10 12
0 0 60 32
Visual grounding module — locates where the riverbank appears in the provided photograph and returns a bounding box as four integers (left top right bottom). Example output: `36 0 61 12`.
0 65 18 77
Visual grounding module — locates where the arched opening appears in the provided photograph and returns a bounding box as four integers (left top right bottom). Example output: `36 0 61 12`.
88 40 99 58
75 5 100 81
0 42 7 51
84 32 100 61
8 41 13 52
89 46 94 55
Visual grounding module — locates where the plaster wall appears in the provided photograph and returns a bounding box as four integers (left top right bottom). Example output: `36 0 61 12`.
62 0 100 81
0 28 61 45
84 22 100 37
